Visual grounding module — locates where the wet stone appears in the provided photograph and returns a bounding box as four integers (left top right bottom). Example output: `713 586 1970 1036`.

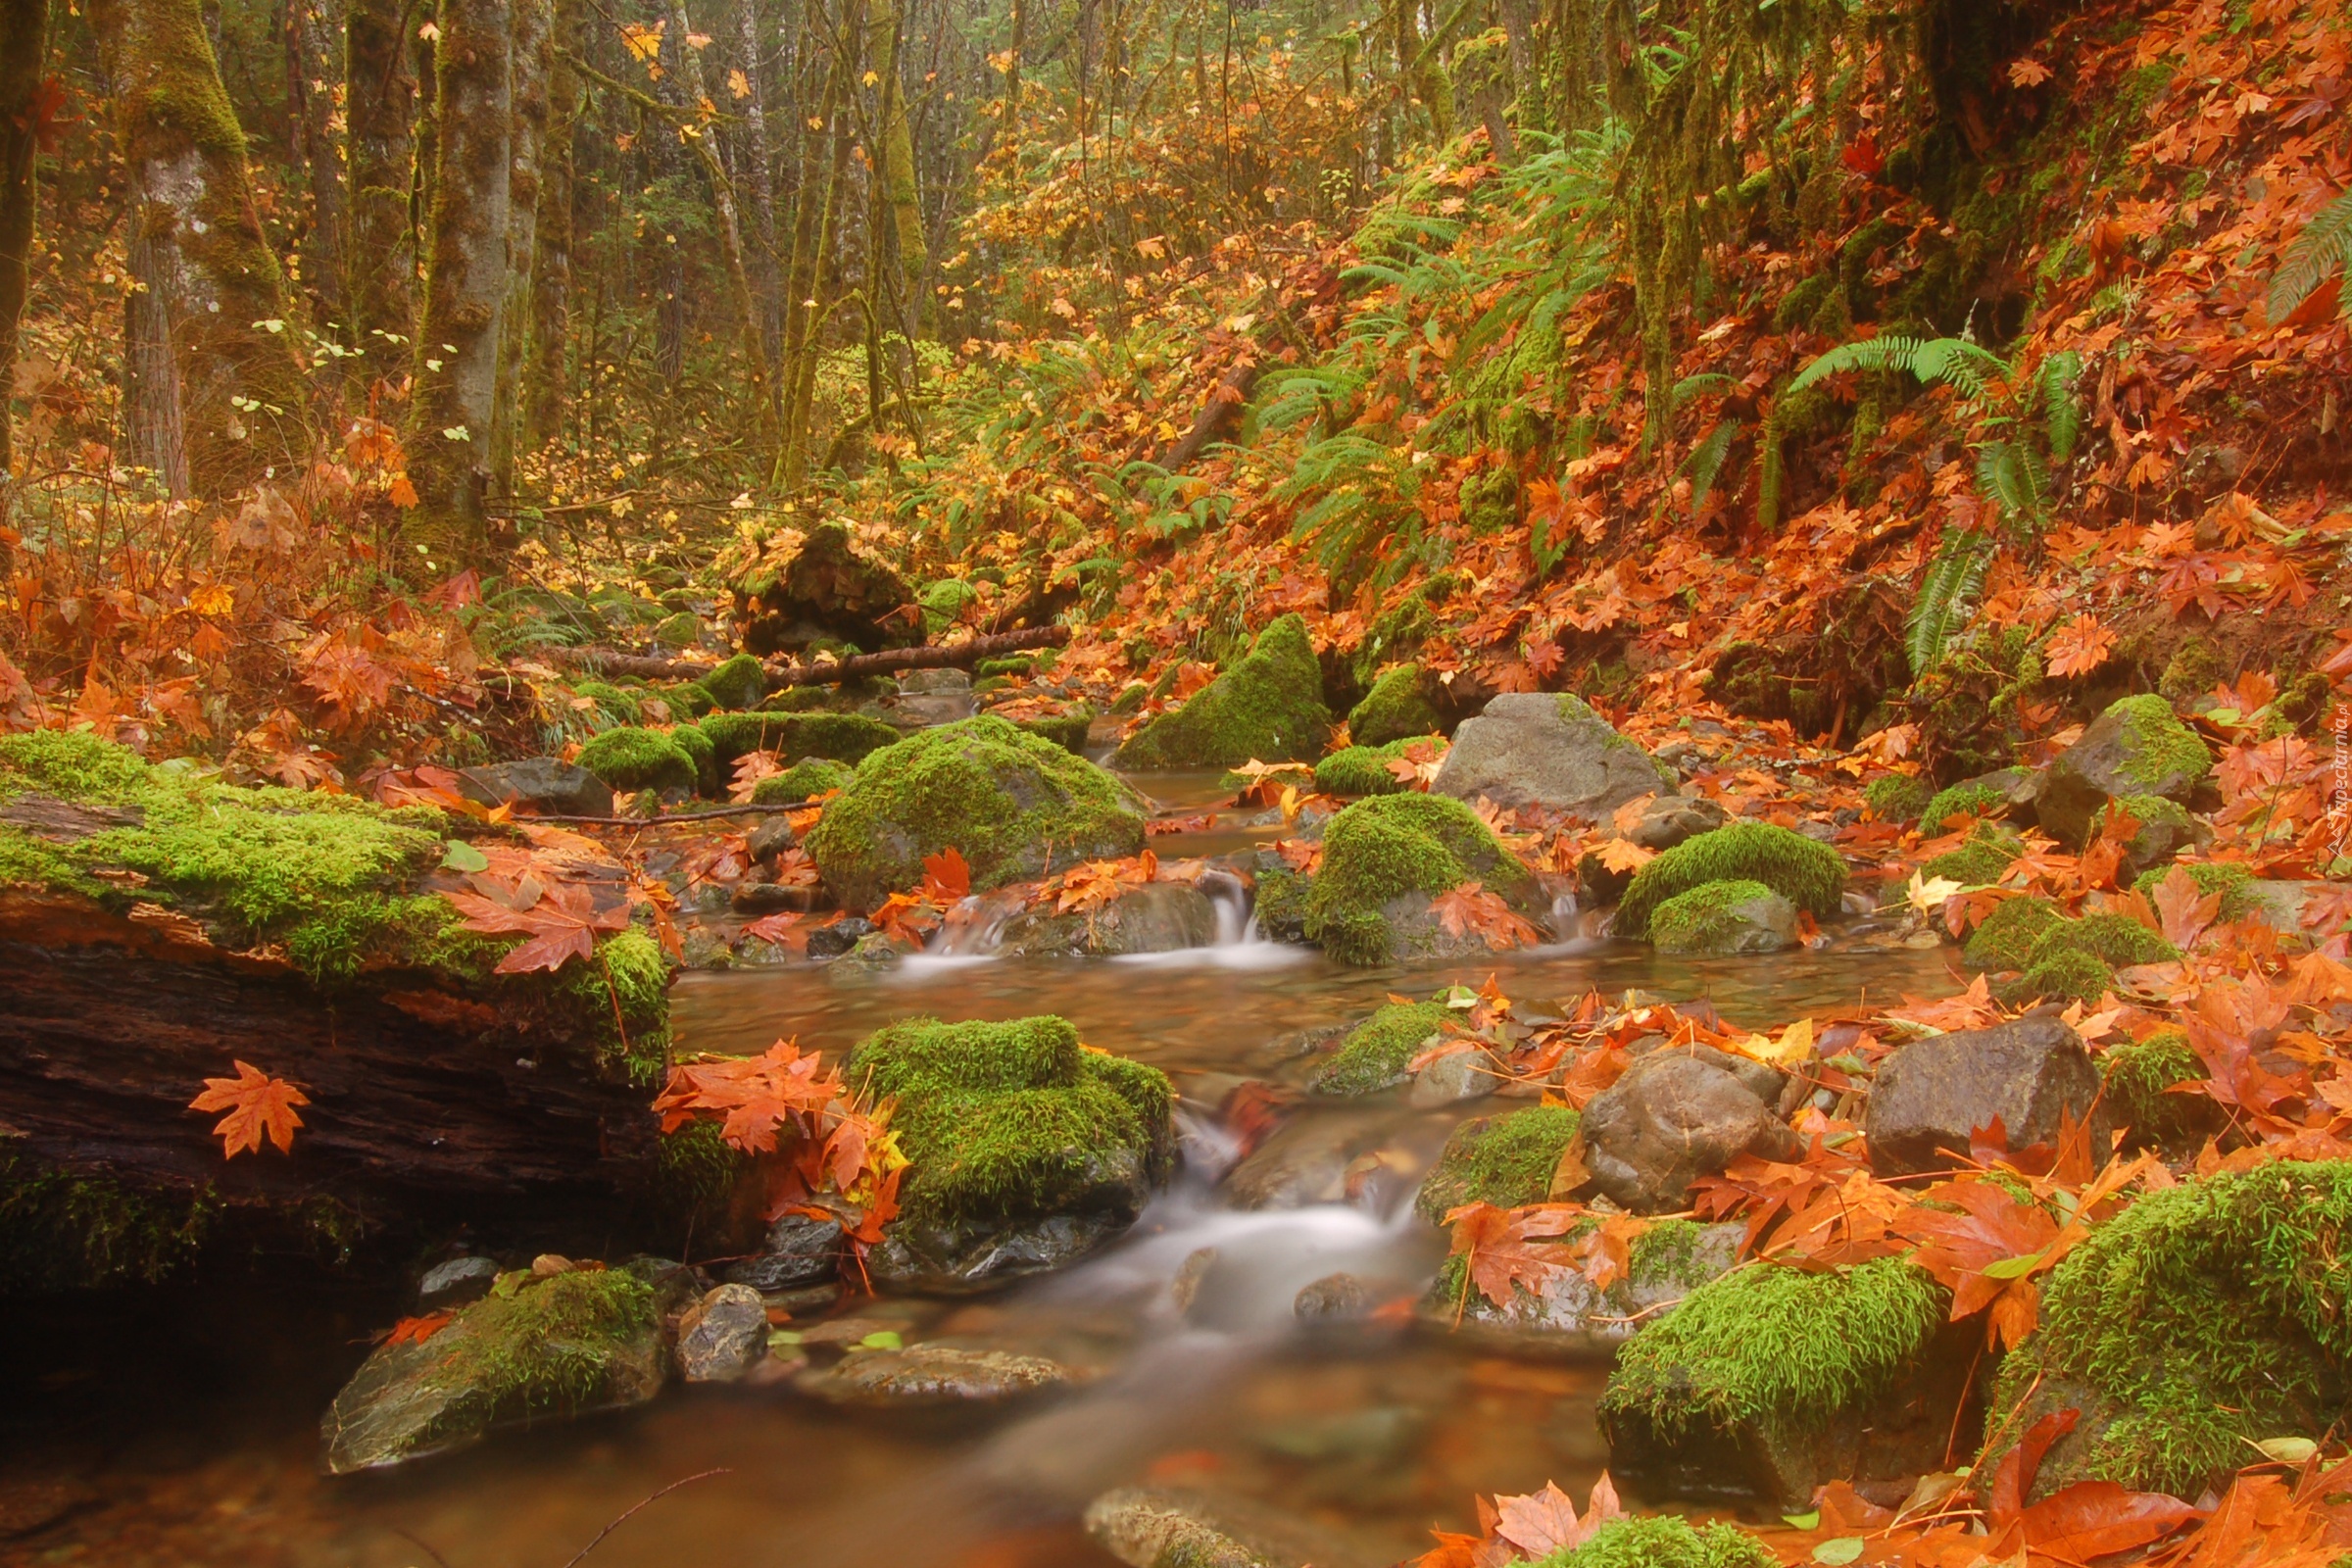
417 1254 500 1311
796 1344 1071 1405
677 1284 770 1384
807 916 875 958
747 815 799 859
723 1210 844 1292
1580 1049 1798 1213
1294 1273 1370 1320
1864 1016 2104 1177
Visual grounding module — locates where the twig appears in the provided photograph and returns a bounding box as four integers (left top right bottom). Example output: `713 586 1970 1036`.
529 799 817 824
393 1528 457 1568
558 1468 733 1568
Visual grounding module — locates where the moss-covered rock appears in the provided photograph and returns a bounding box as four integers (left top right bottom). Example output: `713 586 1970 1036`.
1308 1002 1455 1095
1919 778 2009 835
1614 823 1846 941
575 726 698 794
845 1016 1174 1289
1414 1104 1581 1222
1647 879 1799 956
1921 828 2021 887
807 717 1147 910
667 721 717 793
322 1262 670 1473
1429 1214 1745 1349
570 680 644 727
1864 775 1930 823
1987 1161 2352 1499
1312 736 1441 797
1537 1518 1774 1568
697 710 902 768
1301 793 1540 965
2100 1029 2221 1152
2028 911 2179 970
692 653 770 712
1113 614 1333 768
1962 895 2067 970
917 577 979 637
2132 859 2255 918
1348 664 1446 747
2037 695 2215 846
0 1147 218 1292
1016 710 1094 756
2010 947 2114 1006
750 757 857 805
1599 1257 1965 1507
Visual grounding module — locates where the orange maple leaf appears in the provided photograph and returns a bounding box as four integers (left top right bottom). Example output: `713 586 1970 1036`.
189 1060 309 1157
385 1311 455 1346
1430 881 1544 951
444 877 630 973
2044 613 2117 679
922 846 972 901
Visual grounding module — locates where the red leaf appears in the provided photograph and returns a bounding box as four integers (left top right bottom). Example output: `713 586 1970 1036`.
188 1060 309 1157
922 846 972 902
2017 1481 2203 1559
385 1311 455 1346
1987 1407 2080 1525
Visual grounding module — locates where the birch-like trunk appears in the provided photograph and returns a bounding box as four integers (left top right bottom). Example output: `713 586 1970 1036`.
290 0 349 347
525 0 579 444
490 0 550 497
0 0 49 479
343 0 414 372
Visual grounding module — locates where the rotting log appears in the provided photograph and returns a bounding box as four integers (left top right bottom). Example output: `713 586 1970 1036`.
556 624 1068 689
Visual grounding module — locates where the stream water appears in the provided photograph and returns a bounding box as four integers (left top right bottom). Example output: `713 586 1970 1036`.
0 776 1965 1568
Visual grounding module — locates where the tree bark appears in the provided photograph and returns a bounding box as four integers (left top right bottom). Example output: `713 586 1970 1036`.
90 0 313 499
777 4 852 491
0 0 49 481
290 0 350 347
343 0 415 380
733 0 780 357
864 0 923 308
490 0 551 498
406 0 513 556
525 0 579 444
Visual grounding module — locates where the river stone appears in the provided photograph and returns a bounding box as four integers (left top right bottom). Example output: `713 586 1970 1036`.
723 1210 844 1291
677 1284 769 1383
865 1210 1137 1294
2034 696 2214 846
807 916 875 957
883 669 977 729
1434 1220 1744 1350
1430 694 1674 815
796 1344 1071 1405
1864 1016 2103 1177
1404 1044 1501 1108
748 815 799 860
458 758 614 817
1221 1108 1404 1210
1576 794 1729 903
1581 1050 1799 1213
1294 1273 1371 1320
1084 1486 1393 1568
997 881 1219 957
417 1255 501 1311
1647 883 1799 956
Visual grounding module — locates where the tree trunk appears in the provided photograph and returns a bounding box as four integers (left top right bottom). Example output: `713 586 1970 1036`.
733 0 780 357
777 5 851 491
864 0 923 310
91 0 313 499
290 0 349 348
525 0 579 444
665 0 776 458
410 22 437 265
122 207 191 492
490 0 551 498
344 0 415 381
0 0 49 481
406 0 513 556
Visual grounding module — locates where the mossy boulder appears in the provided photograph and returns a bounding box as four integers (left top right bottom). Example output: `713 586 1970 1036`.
692 653 770 712
1312 736 1440 797
916 577 979 636
575 726 698 795
2093 793 2208 878
1112 614 1334 768
2100 1029 2223 1152
1962 895 2067 970
1414 1104 1582 1222
1864 775 1930 823
806 717 1147 911
2036 695 2214 846
845 1016 1174 1290
1308 1001 1455 1095
697 710 901 768
1599 1257 1974 1508
2132 859 2255 918
1614 823 1845 940
1647 879 1799 956
1921 827 2021 887
1016 710 1094 756
1300 793 1542 966
667 722 717 793
2027 911 2179 971
1348 664 1446 747
322 1262 677 1473
1535 1517 1775 1568
1431 1214 1745 1351
2010 947 2114 1006
1430 693 1674 815
1919 776 2017 836
749 757 857 804
1986 1161 2352 1499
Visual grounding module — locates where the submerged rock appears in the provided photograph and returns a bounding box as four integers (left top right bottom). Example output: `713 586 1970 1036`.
1580 1048 1796 1213
1863 1016 2102 1177
1112 614 1333 769
1429 693 1673 814
1084 1486 1393 1568
2034 694 2214 846
796 1343 1071 1404
676 1283 769 1383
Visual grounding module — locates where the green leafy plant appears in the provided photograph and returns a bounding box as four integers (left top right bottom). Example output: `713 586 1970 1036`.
1906 528 1994 677
2268 189 2352 323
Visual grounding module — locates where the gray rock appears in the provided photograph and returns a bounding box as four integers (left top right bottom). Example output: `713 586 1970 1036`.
1581 1050 1800 1213
723 1210 843 1291
1433 1220 1744 1349
2240 880 2336 940
748 815 799 860
1404 1045 1501 1108
797 1344 1070 1404
458 758 613 817
866 1209 1138 1294
1864 1016 2103 1177
998 881 1219 956
2035 700 2213 846
899 668 974 696
730 881 809 915
1628 793 1729 850
1084 1487 1393 1568
676 1284 770 1383
1431 693 1674 815
807 916 875 957
2107 799 2212 879
417 1255 500 1311
1294 1273 1370 1320
1221 1107 1404 1210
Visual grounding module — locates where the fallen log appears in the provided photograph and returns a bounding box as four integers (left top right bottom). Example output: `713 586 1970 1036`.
555 624 1069 691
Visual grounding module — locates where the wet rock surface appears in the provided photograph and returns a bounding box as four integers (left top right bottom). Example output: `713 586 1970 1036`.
675 1283 769 1383
1580 1049 1797 1213
723 1210 845 1291
796 1343 1072 1404
1430 694 1673 814
998 881 1220 957
457 758 615 817
1864 1016 2103 1176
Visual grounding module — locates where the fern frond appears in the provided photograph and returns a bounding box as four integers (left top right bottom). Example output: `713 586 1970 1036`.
1976 439 2049 527
1670 372 1738 411
2268 189 2352 323
1907 529 1994 678
1786 335 2010 400
1682 419 1739 512
2037 350 2083 467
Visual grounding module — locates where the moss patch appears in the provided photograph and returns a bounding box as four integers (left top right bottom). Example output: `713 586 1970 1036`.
2029 912 2179 970
2132 860 2255 918
1963 896 2067 971
751 757 857 804
1348 664 1445 747
1865 775 1930 822
0 1147 219 1293
1310 1001 1456 1095
1531 1517 1775 1568
806 716 1147 909
1016 710 1094 756
1988 1161 2352 1497
2100 1030 2214 1151
2010 947 2114 1006
1615 823 1846 940
576 726 697 794
1302 793 1534 965
1313 736 1440 797
1922 830 2022 887
1920 779 2007 834
2108 694 2214 794
1414 1104 1580 1222
698 710 902 767
1113 613 1334 768
1648 879 1791 956
667 722 717 793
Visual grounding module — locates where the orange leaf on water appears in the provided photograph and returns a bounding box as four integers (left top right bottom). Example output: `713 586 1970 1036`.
188 1060 309 1157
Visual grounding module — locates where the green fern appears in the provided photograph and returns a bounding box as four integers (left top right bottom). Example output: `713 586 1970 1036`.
2268 189 2352 323
1907 529 1994 678
1682 418 1740 513
1786 335 2011 401
2036 350 2083 468
1976 439 2051 526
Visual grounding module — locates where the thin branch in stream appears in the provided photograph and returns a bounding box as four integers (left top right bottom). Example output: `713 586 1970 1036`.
558 1467 733 1568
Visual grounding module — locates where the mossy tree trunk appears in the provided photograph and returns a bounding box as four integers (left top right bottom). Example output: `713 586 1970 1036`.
525 0 580 445
344 0 416 379
733 0 781 357
489 0 551 499
0 0 48 481
865 0 924 314
289 0 350 353
405 0 513 559
777 0 852 491
91 0 314 499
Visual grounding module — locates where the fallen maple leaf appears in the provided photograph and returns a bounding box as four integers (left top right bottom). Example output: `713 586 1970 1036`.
445 878 630 973
385 1311 455 1346
2044 612 2116 678
1431 881 1544 951
922 846 972 901
189 1060 309 1157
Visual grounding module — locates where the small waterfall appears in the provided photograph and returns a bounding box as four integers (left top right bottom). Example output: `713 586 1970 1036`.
1200 868 1253 946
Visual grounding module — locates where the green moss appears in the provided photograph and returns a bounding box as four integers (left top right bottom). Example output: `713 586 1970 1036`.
1251 863 1307 939
1963 896 2067 970
2107 694 2215 794
0 727 152 800
1648 879 1790 956
1016 710 1094 755
976 654 1036 678
843 1016 1172 1222
667 721 717 793
1599 1258 1947 1446
1348 664 1445 748
410 1267 659 1447
1312 735 1440 797
575 726 697 793
917 578 979 637
1414 1104 1581 1222
1531 1516 1775 1568
1922 831 2021 887
1302 793 1533 965
2010 947 2114 1006
652 1120 748 1229
697 710 903 767
1310 1001 1454 1095
692 653 770 711
0 1147 219 1293
2157 636 2223 709
2132 860 2256 918
2101 1030 2212 1150
1920 779 2007 835
1615 823 1846 940
1865 775 1930 822
1988 1162 2352 1497
555 928 672 1081
1112 613 1333 768
2029 912 2179 970
806 716 1146 910
750 757 857 803
570 680 644 727
662 681 716 720
1110 681 1149 715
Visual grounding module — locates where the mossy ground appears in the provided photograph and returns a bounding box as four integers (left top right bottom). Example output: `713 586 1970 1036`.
698 710 901 767
844 1016 1172 1223
2100 1030 2214 1151
1864 775 1929 822
1963 896 2066 970
805 716 1146 909
1414 1104 1580 1221
1920 779 2007 834
1348 664 1444 747
1530 1517 1775 1568
750 757 857 803
575 726 698 794
1310 1001 1456 1095
1989 1161 2352 1497
1112 613 1333 768
1312 735 1440 797
1614 823 1846 940
1302 792 1534 965
1647 879 1788 956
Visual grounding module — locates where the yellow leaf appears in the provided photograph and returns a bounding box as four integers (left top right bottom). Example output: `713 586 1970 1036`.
727 67 751 98
1732 1016 1813 1068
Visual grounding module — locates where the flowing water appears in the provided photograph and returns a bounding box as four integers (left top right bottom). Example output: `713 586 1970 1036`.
0 776 1964 1568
